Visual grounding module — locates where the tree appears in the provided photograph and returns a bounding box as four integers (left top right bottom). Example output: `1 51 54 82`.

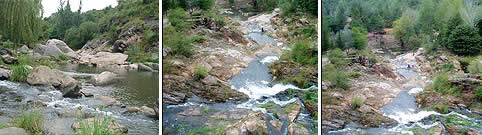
0 0 43 45
447 24 481 55
64 21 99 49
439 13 464 48
336 32 344 50
279 0 297 16
418 0 436 33
331 2 346 32
299 0 317 15
321 15 332 53
390 9 418 48
199 0 214 10
352 27 367 50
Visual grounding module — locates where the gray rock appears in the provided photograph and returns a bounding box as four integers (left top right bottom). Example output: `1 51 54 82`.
17 45 29 54
128 63 138 71
43 118 75 135
79 52 128 67
138 63 154 72
211 108 252 121
0 127 29 135
79 90 93 97
0 68 9 80
34 44 64 57
201 75 218 85
47 39 74 53
287 123 310 135
90 71 117 86
27 66 82 98
140 106 156 118
1 54 16 64
96 96 122 106
145 62 159 70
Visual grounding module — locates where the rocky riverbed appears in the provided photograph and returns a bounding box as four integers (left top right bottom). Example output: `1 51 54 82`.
322 48 481 135
162 6 318 134
0 39 159 135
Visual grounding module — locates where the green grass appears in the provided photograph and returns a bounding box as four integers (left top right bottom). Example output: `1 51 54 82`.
191 36 206 43
194 66 208 81
9 64 32 82
126 43 152 63
467 58 481 74
429 73 460 96
13 110 44 135
351 97 363 109
433 103 449 114
73 105 125 135
0 123 11 129
303 88 318 105
435 64 455 72
476 87 482 100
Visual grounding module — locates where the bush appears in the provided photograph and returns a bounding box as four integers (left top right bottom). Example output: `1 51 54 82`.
351 97 363 109
163 28 193 57
14 110 43 135
347 72 362 78
325 70 350 90
447 24 481 55
279 0 297 16
433 103 449 114
126 44 151 63
260 102 275 108
194 66 208 81
431 73 459 96
290 40 316 65
168 8 191 32
467 58 481 74
64 21 100 49
191 36 206 43
327 48 348 68
10 64 32 82
199 0 214 10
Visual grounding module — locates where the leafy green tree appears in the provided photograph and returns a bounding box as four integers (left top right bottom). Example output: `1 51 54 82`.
390 9 417 48
336 32 344 50
439 13 463 48
279 0 297 16
0 0 43 45
328 48 348 68
256 0 279 11
321 15 332 53
367 15 384 32
199 0 214 10
331 3 346 32
352 27 367 50
64 21 99 49
418 0 436 33
299 0 317 15
447 24 481 55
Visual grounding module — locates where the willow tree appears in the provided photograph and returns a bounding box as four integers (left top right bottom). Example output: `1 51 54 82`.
0 0 43 45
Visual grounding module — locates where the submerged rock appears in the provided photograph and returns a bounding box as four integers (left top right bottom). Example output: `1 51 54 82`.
27 66 82 98
72 118 128 133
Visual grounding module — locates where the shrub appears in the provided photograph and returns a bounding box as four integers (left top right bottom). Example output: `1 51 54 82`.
0 40 15 49
14 110 43 135
290 40 316 65
168 8 191 32
447 24 481 55
326 70 350 90
259 102 275 108
279 0 297 16
194 66 208 81
435 64 455 72
433 103 449 114
199 0 214 10
64 21 100 49
431 73 459 96
126 44 151 63
202 107 209 114
191 36 206 43
351 97 363 109
467 58 481 74
163 29 193 57
327 48 348 68
347 72 362 78
10 64 32 82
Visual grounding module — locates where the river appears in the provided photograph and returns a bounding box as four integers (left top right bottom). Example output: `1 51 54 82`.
0 63 159 135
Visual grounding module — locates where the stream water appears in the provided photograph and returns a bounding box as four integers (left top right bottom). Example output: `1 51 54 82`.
162 9 317 134
0 64 159 135
325 51 481 135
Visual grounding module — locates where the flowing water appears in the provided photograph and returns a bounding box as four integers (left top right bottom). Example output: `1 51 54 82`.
0 64 159 135
162 10 317 134
325 51 481 135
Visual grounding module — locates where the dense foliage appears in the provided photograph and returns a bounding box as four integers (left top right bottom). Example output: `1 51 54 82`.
290 40 317 65
0 0 43 45
447 24 481 55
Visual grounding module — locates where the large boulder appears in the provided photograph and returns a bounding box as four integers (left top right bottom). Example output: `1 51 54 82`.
0 127 29 135
34 44 64 57
72 118 128 133
47 39 74 53
27 66 82 98
90 71 117 86
287 123 310 135
17 45 29 54
225 112 268 135
0 68 10 80
79 52 128 67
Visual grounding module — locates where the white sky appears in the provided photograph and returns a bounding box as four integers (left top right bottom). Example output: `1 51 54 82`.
42 0 118 17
